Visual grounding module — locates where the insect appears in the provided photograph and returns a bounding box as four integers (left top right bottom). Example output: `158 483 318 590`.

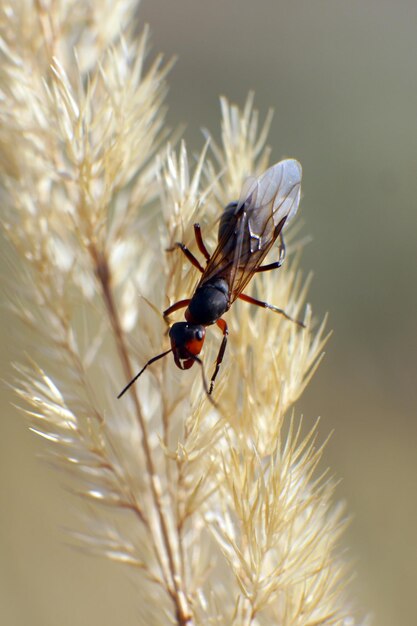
118 158 303 399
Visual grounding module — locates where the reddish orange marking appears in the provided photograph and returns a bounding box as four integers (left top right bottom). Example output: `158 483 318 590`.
216 318 227 333
185 337 205 355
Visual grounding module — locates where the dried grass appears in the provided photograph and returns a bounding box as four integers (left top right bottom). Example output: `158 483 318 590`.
1 2 366 624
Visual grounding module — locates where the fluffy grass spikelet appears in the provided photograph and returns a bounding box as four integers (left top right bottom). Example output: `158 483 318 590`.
1 2 366 625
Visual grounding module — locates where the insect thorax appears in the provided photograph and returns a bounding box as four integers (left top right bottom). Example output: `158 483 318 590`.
186 278 229 326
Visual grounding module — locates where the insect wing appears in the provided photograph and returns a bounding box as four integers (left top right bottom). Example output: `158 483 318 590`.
241 158 302 232
228 158 302 300
193 204 245 288
196 159 302 299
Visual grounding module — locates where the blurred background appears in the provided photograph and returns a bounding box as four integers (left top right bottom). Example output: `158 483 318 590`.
1 1 416 624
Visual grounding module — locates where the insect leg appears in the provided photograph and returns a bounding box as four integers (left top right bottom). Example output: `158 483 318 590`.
239 293 305 328
278 231 286 263
209 318 229 395
166 242 204 273
255 232 286 273
163 299 191 320
255 261 282 273
194 223 211 261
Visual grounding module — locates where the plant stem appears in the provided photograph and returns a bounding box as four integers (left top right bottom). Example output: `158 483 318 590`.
90 243 193 625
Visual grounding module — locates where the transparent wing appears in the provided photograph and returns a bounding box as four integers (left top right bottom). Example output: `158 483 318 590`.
240 158 302 227
197 159 302 301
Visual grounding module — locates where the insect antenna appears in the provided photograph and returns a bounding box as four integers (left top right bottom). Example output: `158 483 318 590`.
117 349 172 399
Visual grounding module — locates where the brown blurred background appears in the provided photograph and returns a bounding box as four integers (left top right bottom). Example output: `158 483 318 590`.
1 1 416 624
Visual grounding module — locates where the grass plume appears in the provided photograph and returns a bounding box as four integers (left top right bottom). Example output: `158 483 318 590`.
1 2 366 624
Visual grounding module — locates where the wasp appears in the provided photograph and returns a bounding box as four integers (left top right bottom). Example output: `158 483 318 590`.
118 159 303 399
